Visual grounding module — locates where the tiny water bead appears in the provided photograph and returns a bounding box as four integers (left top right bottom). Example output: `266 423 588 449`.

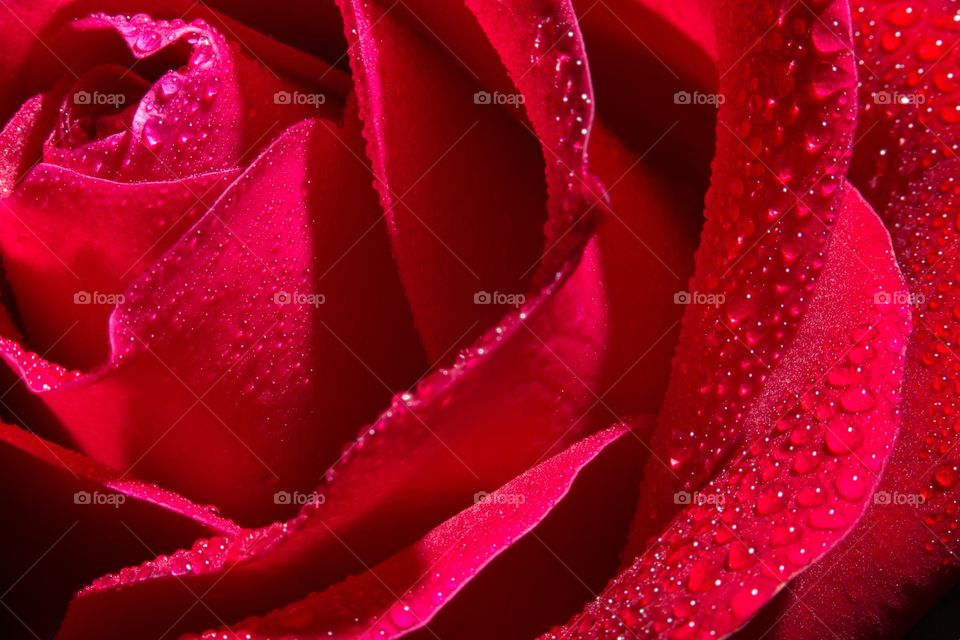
835 466 870 500
934 463 958 490
141 117 167 149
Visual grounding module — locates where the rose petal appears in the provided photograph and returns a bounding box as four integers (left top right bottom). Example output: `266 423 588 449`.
0 93 51 194
574 0 717 181
0 161 237 369
187 422 648 640
588 122 699 413
744 2 960 637
337 0 701 411
1 110 426 525
464 0 600 268
547 182 910 639
625 0 860 556
0 420 237 638
337 0 549 359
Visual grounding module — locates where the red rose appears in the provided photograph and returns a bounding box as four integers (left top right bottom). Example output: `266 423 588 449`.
0 0 955 639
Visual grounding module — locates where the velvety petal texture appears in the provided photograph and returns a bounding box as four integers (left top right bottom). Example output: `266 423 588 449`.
0 164 237 368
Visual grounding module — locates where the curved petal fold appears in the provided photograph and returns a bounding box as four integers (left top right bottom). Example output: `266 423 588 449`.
192 422 649 640
0 420 237 639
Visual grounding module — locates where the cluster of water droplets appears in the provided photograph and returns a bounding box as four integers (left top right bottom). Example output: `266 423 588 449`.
853 2 960 204
884 167 960 555
551 281 909 638
85 521 291 594
42 13 230 180
852 1 960 559
118 15 221 153
643 0 859 530
0 339 81 393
